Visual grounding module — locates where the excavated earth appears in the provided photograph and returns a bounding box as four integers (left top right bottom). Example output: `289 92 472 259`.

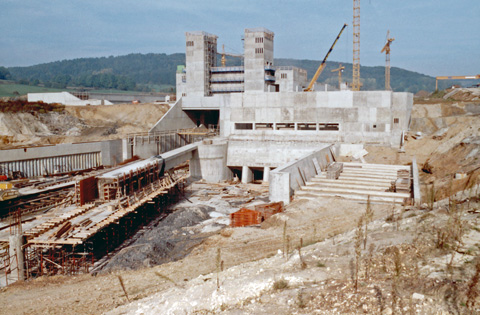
0 103 170 149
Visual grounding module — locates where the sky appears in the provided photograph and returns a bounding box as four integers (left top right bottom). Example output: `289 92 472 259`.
0 0 479 77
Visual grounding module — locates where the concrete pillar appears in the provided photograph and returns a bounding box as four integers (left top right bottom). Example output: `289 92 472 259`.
263 167 270 183
193 140 232 182
8 235 25 282
241 166 253 184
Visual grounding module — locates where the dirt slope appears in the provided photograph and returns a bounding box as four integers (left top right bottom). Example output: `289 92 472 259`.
0 103 169 149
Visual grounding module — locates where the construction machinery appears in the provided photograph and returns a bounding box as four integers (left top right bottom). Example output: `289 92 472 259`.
219 44 243 67
351 0 361 91
331 64 345 90
381 30 395 90
435 75 480 91
0 182 19 201
304 23 348 92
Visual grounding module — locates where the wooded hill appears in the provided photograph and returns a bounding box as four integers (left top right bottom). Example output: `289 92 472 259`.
7 53 451 93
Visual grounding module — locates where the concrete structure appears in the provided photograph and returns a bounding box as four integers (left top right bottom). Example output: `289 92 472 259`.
148 27 413 193
28 92 113 106
0 140 123 177
275 66 308 92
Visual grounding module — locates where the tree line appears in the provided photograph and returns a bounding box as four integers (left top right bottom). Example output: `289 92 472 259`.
4 53 454 93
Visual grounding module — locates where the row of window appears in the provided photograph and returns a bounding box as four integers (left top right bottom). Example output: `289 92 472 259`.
280 73 287 79
186 41 194 47
255 48 264 54
235 123 340 131
255 37 263 43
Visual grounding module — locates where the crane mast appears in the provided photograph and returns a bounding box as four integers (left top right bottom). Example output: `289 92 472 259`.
381 31 395 91
331 64 345 90
351 0 361 91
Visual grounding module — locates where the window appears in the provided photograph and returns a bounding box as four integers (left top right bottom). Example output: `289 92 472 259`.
186 41 194 47
298 123 316 130
281 73 287 79
255 37 264 43
255 48 264 54
255 123 273 130
393 118 399 124
276 123 294 130
182 93 187 97
373 124 377 129
235 123 253 130
319 123 339 131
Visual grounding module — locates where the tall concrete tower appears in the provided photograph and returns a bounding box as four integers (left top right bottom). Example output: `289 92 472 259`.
243 28 275 92
185 31 218 97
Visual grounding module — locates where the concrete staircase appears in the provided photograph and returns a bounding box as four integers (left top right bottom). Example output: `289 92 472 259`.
295 162 411 204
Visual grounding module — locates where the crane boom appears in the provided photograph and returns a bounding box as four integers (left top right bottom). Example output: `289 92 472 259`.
305 23 348 92
435 75 480 90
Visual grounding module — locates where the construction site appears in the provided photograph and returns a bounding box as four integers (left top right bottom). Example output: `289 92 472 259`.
1 3 480 313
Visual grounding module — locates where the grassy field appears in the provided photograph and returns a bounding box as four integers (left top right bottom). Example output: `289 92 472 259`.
0 81 161 98
0 81 68 97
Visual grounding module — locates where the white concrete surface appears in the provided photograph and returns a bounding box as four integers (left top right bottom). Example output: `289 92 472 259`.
28 92 113 106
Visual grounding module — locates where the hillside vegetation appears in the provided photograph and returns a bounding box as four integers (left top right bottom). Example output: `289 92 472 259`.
6 53 465 93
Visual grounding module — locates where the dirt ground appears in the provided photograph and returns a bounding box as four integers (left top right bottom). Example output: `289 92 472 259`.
0 185 392 315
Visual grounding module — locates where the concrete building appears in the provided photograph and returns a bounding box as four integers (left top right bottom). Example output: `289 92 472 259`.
153 27 413 200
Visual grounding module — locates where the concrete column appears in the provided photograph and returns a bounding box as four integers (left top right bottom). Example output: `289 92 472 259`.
241 166 253 184
8 235 25 282
269 171 290 205
263 167 270 183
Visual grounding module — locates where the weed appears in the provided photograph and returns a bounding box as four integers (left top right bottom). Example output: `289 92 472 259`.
154 271 179 287
282 221 287 257
317 261 326 268
216 248 222 290
297 289 306 309
364 195 373 249
298 238 307 270
117 275 130 303
354 215 364 292
466 258 480 309
272 278 289 291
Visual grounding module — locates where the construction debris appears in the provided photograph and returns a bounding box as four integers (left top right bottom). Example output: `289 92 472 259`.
230 202 284 227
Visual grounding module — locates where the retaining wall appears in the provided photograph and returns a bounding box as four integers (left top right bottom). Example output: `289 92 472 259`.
269 144 336 204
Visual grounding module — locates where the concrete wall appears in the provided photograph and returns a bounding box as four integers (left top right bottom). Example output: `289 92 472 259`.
0 140 123 177
185 31 217 97
149 98 196 133
269 144 335 204
190 138 232 182
226 135 330 168
28 92 113 106
88 93 166 104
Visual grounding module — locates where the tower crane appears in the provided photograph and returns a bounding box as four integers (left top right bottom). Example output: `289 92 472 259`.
331 64 345 90
304 23 348 92
351 0 361 91
219 44 243 67
380 30 395 91
435 75 480 91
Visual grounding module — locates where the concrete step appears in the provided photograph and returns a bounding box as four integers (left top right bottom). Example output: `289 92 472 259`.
300 186 410 199
316 174 396 183
295 191 405 204
341 169 401 176
305 181 391 192
343 162 410 171
309 177 393 187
